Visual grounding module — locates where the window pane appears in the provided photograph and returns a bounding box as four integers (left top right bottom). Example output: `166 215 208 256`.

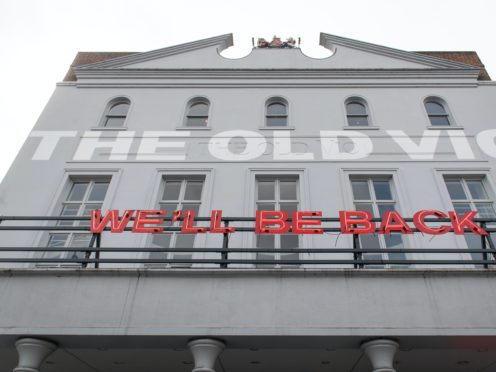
47 234 69 247
258 181 275 200
184 181 203 200
188 102 209 116
279 181 297 200
351 181 370 200
280 202 298 215
346 102 367 115
163 181 182 200
175 234 196 248
347 116 369 126
151 233 171 248
467 181 488 200
257 235 275 248
182 203 200 215
60 204 80 216
186 117 207 127
354 202 374 215
159 203 178 226
377 203 396 217
108 103 129 116
384 234 404 249
453 203 472 215
474 202 496 218
425 101 446 115
267 103 287 115
88 182 109 201
359 234 381 249
105 117 126 127
80 204 102 226
68 183 88 201
429 116 450 126
373 180 392 200
257 203 275 211
281 234 299 248
445 180 466 200
266 117 287 127
71 234 92 248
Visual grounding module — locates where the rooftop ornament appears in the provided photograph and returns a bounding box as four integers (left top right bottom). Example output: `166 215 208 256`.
254 36 300 49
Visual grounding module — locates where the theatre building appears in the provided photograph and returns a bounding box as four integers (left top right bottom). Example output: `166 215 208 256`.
2 33 496 371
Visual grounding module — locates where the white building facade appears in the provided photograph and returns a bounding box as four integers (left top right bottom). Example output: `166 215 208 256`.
1 33 496 371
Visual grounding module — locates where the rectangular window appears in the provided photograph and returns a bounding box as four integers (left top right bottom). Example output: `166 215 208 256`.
444 176 496 256
350 176 405 266
150 176 205 266
255 176 299 266
46 178 110 261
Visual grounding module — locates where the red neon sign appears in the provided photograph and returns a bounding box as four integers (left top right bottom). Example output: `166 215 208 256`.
90 209 487 236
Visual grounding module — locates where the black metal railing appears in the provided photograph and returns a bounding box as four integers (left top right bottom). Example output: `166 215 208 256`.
0 215 495 269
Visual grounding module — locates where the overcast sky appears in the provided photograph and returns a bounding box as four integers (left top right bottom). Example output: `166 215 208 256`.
0 0 495 183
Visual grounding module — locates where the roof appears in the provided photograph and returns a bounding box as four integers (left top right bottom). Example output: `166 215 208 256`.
63 50 491 81
414 51 491 80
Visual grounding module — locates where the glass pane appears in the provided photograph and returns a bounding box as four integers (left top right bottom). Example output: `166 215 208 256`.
281 234 299 248
351 181 370 200
474 202 496 218
266 117 287 127
429 115 450 126
279 181 297 200
182 203 200 215
280 202 298 215
175 234 196 248
184 181 203 200
47 234 69 247
151 233 172 248
257 235 275 248
267 102 287 115
467 181 488 200
71 234 92 247
80 204 102 226
445 180 466 200
373 180 392 200
88 182 109 201
186 117 207 127
354 202 374 215
347 116 369 126
453 203 472 215
163 181 182 200
346 102 367 115
105 117 126 128
377 203 395 217
188 102 209 116
108 103 129 116
68 183 88 201
58 204 80 226
359 234 381 249
257 203 275 211
159 203 178 226
258 181 275 200
384 234 404 249
425 101 446 115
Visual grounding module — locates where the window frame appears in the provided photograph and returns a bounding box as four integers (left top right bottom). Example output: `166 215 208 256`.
264 96 290 129
423 96 457 128
97 97 131 130
181 97 211 130
344 96 373 129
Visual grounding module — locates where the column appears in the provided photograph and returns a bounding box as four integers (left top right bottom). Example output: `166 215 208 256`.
187 338 225 372
14 338 57 372
361 339 399 372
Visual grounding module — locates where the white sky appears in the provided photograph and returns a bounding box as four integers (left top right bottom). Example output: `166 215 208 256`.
0 0 495 184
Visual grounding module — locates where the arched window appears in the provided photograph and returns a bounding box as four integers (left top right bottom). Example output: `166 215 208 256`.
424 99 451 126
266 98 288 127
101 98 130 128
346 100 369 126
185 98 210 127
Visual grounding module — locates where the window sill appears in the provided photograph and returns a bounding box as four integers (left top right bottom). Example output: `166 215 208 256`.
175 126 211 131
258 126 295 130
427 126 464 130
342 126 379 130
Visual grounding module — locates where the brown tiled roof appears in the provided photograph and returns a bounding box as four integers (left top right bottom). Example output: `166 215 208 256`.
63 50 491 81
414 51 490 80
63 52 138 81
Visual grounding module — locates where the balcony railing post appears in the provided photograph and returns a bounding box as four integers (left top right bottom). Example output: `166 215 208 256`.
221 221 230 268
353 233 363 269
95 233 101 269
481 222 488 269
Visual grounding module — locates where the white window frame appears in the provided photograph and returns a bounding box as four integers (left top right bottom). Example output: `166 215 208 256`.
178 96 212 130
95 96 132 130
422 96 461 130
342 95 378 130
261 96 293 130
